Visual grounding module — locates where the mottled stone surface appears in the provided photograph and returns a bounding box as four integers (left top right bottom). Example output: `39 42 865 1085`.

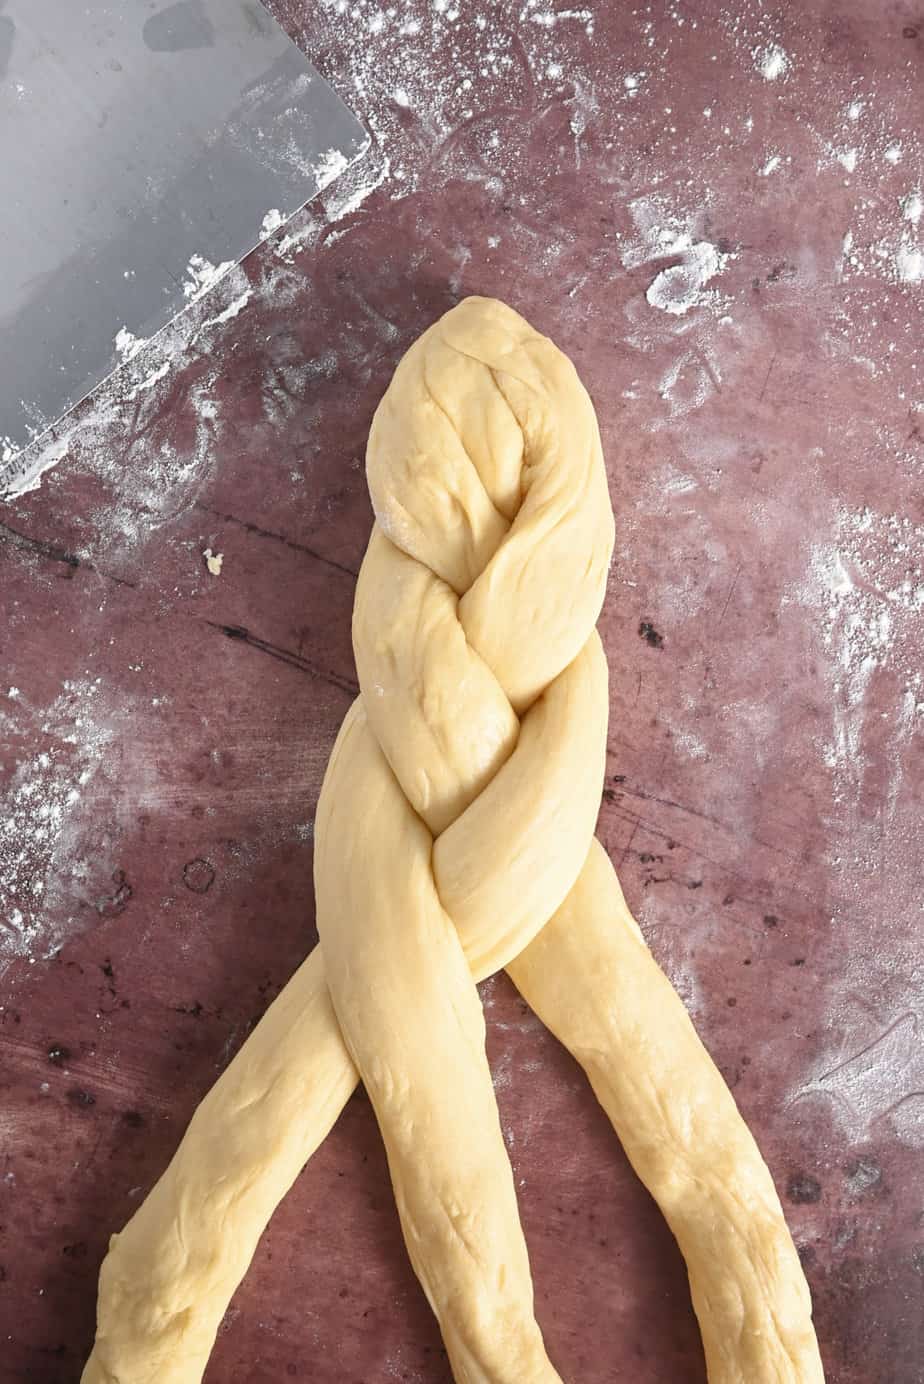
1 2 922 1381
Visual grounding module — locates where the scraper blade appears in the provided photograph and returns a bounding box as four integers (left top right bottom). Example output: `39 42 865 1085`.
0 0 367 491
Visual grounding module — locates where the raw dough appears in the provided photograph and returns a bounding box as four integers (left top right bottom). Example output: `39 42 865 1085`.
83 297 824 1383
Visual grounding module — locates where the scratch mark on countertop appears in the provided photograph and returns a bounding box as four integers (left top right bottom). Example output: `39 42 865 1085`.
719 563 743 623
195 503 359 580
0 518 137 588
204 620 358 696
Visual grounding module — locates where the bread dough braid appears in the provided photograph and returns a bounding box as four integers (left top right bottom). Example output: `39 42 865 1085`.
83 297 824 1384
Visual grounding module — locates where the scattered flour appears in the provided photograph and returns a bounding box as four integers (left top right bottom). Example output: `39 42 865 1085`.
182 254 237 304
2 435 70 499
620 197 734 426
655 346 722 421
799 505 923 802
672 728 709 761
526 7 594 35
754 44 790 81
901 191 923 226
646 242 730 316
128 360 171 398
887 188 924 283
1 681 114 969
792 1013 924 1147
114 327 147 364
895 244 924 284
194 288 253 336
322 151 392 222
782 503 923 1149
260 208 287 238
311 147 350 188
274 213 325 264
660 464 699 497
621 197 697 270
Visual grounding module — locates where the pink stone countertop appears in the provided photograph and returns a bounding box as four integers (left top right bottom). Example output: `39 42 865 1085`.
1 2 922 1381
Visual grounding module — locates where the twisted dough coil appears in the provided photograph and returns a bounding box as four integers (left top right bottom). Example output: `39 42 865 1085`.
83 297 824 1383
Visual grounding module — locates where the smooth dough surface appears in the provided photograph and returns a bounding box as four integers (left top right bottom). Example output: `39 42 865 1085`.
83 297 824 1384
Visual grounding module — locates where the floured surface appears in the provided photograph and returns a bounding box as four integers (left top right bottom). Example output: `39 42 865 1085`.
1 2 921 1381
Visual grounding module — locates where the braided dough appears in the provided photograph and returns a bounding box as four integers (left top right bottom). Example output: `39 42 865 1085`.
83 297 824 1383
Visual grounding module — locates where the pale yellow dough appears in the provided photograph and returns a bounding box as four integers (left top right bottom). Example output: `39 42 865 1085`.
83 297 824 1384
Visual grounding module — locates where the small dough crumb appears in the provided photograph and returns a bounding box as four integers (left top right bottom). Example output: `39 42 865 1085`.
203 548 224 576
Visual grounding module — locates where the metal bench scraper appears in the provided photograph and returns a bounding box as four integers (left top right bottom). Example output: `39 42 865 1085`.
0 0 367 492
